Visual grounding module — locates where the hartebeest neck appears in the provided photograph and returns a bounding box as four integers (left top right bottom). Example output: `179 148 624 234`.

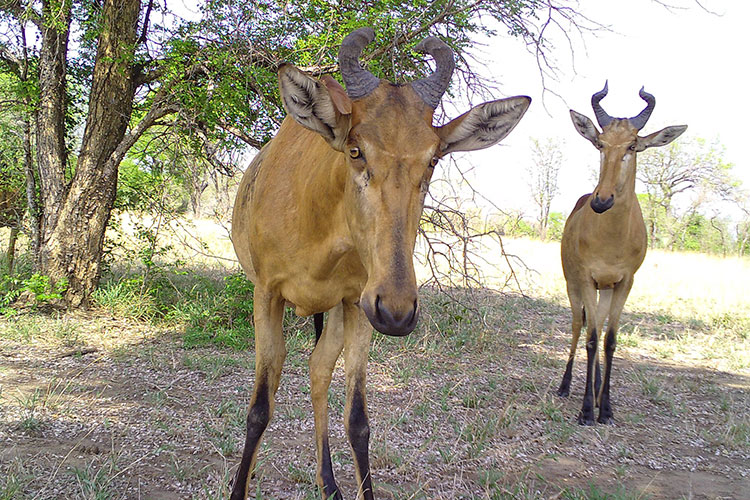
590 161 640 237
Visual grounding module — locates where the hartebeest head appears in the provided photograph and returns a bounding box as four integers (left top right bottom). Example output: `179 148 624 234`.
277 28 530 336
570 81 687 213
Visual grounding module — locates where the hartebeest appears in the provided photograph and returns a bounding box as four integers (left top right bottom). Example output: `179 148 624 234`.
558 82 686 425
230 28 530 499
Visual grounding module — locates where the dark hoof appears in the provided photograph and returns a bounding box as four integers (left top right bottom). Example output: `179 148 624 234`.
229 469 251 500
577 412 595 426
320 472 341 500
321 485 342 500
598 414 614 425
557 387 570 398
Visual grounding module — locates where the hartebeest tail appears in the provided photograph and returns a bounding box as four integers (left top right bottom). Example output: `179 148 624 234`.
314 312 324 343
558 82 686 425
230 28 530 499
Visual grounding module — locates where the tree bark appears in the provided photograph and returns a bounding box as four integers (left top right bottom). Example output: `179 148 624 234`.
23 113 40 256
34 0 71 246
36 0 141 307
6 227 18 274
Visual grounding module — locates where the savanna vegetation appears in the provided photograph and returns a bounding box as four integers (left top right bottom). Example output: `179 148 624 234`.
1 1 748 499
497 135 749 256
1 228 748 499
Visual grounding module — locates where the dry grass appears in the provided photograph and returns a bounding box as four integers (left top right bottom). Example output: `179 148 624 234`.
1 231 749 500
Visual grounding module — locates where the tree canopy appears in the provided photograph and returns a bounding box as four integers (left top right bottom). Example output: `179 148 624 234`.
0 0 598 307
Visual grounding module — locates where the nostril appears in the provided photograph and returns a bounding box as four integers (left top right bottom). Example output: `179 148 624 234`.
374 295 383 322
408 300 418 324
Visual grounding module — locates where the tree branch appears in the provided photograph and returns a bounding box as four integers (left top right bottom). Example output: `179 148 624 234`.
215 119 264 150
103 95 180 179
0 0 42 29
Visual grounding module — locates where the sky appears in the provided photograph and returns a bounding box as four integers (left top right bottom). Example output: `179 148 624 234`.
171 0 746 219
455 0 748 217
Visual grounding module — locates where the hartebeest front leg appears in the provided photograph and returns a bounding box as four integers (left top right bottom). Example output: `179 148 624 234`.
558 288 584 398
578 285 600 426
310 304 345 500
597 276 633 424
343 303 374 500
558 291 602 400
231 289 287 500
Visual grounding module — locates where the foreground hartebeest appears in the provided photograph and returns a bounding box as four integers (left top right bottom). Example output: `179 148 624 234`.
557 82 686 425
230 28 530 499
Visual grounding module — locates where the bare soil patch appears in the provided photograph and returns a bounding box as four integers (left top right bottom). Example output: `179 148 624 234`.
1 291 748 499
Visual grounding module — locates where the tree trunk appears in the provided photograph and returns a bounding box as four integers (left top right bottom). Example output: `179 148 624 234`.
16 21 42 257
36 0 141 308
6 227 18 274
23 114 40 256
34 0 71 255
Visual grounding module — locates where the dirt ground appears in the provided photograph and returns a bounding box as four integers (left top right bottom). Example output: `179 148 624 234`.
1 291 748 500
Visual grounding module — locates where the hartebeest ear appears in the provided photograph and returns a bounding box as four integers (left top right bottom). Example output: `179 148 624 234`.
636 125 687 151
570 110 600 146
436 96 531 155
278 64 352 151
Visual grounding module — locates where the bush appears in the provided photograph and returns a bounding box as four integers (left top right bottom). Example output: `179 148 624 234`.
182 272 255 350
21 273 68 303
1 271 67 312
92 278 158 321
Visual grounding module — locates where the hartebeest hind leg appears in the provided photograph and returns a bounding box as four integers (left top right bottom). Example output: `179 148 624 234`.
310 304 346 499
558 288 601 399
577 285 601 426
343 303 374 500
597 277 633 424
310 302 374 500
231 289 287 500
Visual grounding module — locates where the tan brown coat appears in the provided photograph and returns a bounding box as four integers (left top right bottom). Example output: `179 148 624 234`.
229 28 531 500
558 83 686 425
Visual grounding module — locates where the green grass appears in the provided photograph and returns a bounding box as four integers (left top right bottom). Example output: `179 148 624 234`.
560 482 650 500
0 461 30 500
92 267 259 351
704 409 750 449
214 398 247 430
92 279 157 321
0 314 42 342
182 352 250 381
460 413 498 458
70 462 117 500
2 234 749 499
205 421 237 456
13 389 44 433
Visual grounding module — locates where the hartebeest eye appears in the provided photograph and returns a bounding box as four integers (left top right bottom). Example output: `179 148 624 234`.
628 143 637 152
349 147 361 159
429 156 439 168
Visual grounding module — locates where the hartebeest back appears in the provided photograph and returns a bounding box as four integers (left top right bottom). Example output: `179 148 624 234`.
230 28 530 499
558 82 686 425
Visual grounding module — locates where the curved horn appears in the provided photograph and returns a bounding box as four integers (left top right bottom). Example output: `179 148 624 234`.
338 27 380 100
629 86 656 130
410 36 455 109
591 80 614 129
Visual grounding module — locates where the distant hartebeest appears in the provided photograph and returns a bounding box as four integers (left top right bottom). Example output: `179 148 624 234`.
558 82 686 425
230 28 530 499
